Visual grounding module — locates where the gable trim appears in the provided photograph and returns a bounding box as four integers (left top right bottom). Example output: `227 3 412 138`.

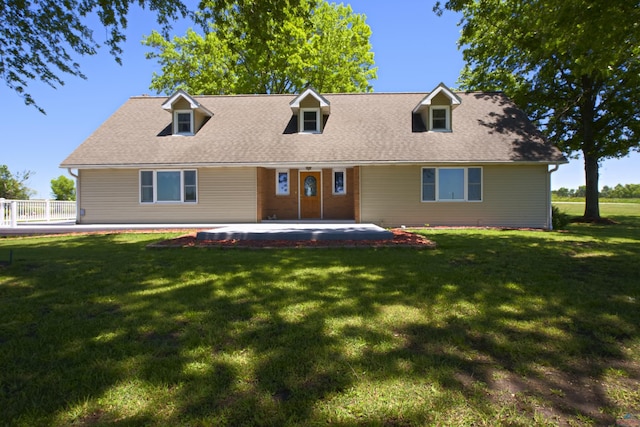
412 82 462 113
290 87 331 115
161 89 213 117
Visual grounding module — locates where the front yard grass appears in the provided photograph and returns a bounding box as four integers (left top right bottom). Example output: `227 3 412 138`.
1 214 639 426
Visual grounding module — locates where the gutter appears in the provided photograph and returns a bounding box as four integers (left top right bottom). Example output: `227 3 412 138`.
67 168 80 224
547 164 560 230
60 160 568 170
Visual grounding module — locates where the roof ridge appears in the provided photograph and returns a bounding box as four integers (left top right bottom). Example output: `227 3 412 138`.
129 91 506 100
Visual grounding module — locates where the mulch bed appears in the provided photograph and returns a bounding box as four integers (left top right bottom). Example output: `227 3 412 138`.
148 228 436 249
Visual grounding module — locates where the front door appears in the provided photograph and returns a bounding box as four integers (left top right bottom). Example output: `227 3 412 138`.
300 171 321 219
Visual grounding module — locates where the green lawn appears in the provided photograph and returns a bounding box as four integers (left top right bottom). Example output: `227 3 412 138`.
552 197 640 204
554 201 640 219
1 213 639 426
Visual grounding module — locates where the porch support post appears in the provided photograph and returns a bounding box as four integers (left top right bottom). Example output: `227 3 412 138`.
10 201 17 228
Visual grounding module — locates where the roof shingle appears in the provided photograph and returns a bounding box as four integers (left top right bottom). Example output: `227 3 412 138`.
60 91 567 168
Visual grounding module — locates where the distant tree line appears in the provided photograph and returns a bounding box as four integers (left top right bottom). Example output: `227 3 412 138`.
553 184 640 199
1 165 76 200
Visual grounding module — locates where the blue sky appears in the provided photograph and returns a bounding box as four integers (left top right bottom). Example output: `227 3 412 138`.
2 0 638 199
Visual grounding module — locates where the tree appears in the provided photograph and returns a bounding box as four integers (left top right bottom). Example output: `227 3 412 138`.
435 0 640 221
51 175 76 201
1 0 310 112
0 165 34 199
143 0 376 95
1 0 188 113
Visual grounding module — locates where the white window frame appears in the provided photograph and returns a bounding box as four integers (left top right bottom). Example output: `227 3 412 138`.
429 106 451 131
275 169 290 195
139 170 198 204
332 168 347 195
173 110 194 135
421 167 483 202
299 108 321 133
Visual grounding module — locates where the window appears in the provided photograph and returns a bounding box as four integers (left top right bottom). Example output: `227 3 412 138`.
140 170 198 203
430 107 450 131
439 168 464 200
422 168 435 201
173 110 194 135
140 171 154 203
304 175 317 196
157 171 181 201
300 108 321 133
276 170 289 195
467 167 482 201
333 169 346 195
184 170 197 202
421 167 482 202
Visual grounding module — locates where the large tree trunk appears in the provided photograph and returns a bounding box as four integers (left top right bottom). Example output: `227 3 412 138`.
583 152 601 220
580 75 601 221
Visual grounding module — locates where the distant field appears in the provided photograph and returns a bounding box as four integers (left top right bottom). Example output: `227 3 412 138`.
552 197 640 204
554 201 640 218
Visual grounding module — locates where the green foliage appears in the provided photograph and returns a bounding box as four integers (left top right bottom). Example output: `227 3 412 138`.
601 184 640 199
553 186 586 198
2 0 320 111
551 205 570 230
0 165 34 199
143 0 377 94
50 175 76 201
553 183 640 199
436 0 640 221
0 0 188 113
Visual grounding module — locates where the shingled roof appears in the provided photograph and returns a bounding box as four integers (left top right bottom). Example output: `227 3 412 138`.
60 91 567 168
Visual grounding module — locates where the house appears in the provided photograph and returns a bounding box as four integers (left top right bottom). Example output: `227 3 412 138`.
60 83 567 228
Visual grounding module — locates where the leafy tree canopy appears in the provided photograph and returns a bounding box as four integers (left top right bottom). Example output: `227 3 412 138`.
51 175 77 201
1 0 310 112
435 0 640 220
143 0 377 94
0 165 34 200
0 0 188 113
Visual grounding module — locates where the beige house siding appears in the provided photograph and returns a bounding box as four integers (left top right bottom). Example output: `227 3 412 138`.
173 98 191 110
78 168 257 224
359 164 550 228
299 97 320 109
194 110 209 133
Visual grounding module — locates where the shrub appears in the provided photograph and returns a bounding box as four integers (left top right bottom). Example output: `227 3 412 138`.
552 206 571 230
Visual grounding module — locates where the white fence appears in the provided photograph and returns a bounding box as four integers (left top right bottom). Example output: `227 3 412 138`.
0 199 77 227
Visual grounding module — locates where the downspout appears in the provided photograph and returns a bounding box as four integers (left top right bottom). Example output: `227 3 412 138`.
547 164 560 230
67 168 80 224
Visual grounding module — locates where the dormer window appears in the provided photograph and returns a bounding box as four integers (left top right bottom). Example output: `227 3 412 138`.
413 83 461 133
174 110 194 135
161 89 213 137
301 108 321 133
430 106 450 131
290 88 330 134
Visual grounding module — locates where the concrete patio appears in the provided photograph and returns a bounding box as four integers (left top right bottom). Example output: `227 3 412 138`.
196 223 392 241
1 221 393 241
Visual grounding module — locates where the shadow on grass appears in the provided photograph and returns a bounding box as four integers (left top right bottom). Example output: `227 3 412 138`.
0 222 639 425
